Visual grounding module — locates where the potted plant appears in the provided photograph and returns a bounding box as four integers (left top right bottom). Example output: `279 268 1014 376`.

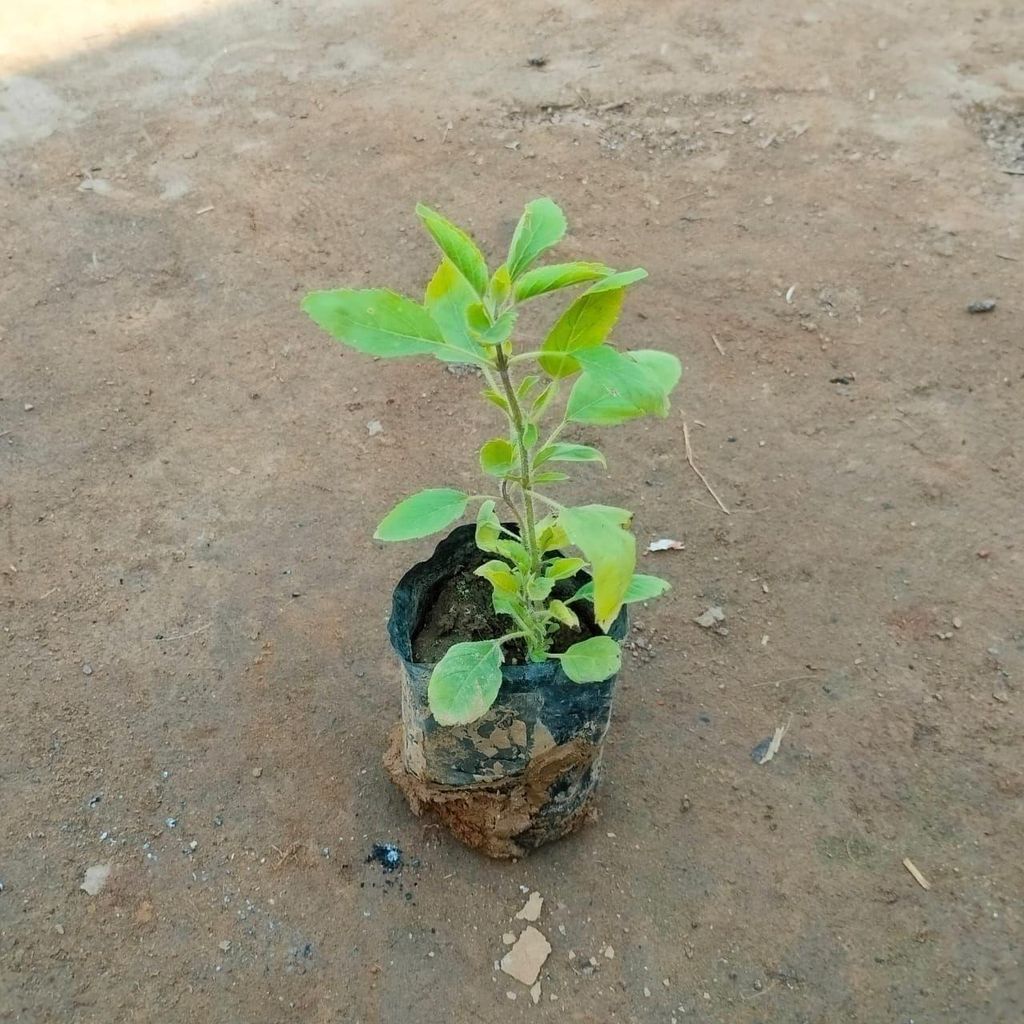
302 199 680 858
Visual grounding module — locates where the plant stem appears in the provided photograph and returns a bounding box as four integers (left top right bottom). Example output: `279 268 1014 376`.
494 348 541 574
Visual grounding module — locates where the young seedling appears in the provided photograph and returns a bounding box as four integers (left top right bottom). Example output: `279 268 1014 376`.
303 199 680 726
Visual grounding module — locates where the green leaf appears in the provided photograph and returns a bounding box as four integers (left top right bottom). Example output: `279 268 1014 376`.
374 488 469 541
507 197 567 279
574 573 671 605
551 635 621 683
302 288 449 359
536 515 569 552
474 559 519 595
527 576 555 602
522 423 538 448
466 302 491 333
416 203 489 297
516 375 540 400
492 590 527 621
514 262 612 302
534 442 606 467
573 346 670 417
488 264 512 308
529 380 558 421
557 505 635 630
475 499 502 552
583 267 647 294
545 557 586 580
476 309 517 346
427 639 504 725
483 388 510 413
566 348 682 425
547 599 579 629
533 470 569 484
480 438 516 477
424 260 490 365
495 539 531 572
538 287 626 378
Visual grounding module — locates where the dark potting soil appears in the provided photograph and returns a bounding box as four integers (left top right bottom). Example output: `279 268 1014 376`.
412 565 602 665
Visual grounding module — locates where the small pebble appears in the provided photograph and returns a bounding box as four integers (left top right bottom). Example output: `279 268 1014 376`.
82 664 93 676
165 817 178 829
24 403 34 411
952 616 962 629
966 299 996 313
252 767 263 778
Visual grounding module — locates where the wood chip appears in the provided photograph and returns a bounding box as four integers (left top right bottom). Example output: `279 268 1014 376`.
902 857 931 890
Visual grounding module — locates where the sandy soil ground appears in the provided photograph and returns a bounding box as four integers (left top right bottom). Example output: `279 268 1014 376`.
2 1 1022 1021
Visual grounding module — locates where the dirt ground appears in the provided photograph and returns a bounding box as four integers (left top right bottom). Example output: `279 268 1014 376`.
2 1 1022 1021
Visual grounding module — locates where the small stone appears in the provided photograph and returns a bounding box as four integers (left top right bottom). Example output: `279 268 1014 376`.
55 924 64 934
644 986 652 998
503 932 516 945
515 891 543 922
24 403 34 411
189 840 198 851
366 420 383 436
82 664 93 676
80 863 111 896
500 926 551 986
252 767 263 778
952 617 962 629
695 606 725 628
219 940 231 952
506 991 516 1001
164 817 178 829
966 299 996 314
530 982 542 1004
603 945 615 960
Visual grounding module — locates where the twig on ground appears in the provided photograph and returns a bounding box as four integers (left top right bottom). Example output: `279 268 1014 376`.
752 674 821 688
272 841 304 871
683 421 730 515
711 333 726 356
1001 168 1024 176
151 623 211 642
902 857 931 890
995 252 1019 261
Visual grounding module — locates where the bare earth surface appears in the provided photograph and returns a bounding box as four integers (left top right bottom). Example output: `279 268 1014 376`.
2 2 1022 1021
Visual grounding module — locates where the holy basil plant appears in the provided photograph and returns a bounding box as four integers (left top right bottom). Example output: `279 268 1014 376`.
302 199 680 726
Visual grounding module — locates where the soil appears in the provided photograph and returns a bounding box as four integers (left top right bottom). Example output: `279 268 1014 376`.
2 2 1023 1023
412 563 601 664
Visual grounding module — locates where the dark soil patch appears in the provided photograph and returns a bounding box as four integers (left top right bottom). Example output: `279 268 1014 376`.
412 564 602 665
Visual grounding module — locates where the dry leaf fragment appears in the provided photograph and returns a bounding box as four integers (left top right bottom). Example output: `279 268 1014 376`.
649 538 684 552
757 717 792 764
